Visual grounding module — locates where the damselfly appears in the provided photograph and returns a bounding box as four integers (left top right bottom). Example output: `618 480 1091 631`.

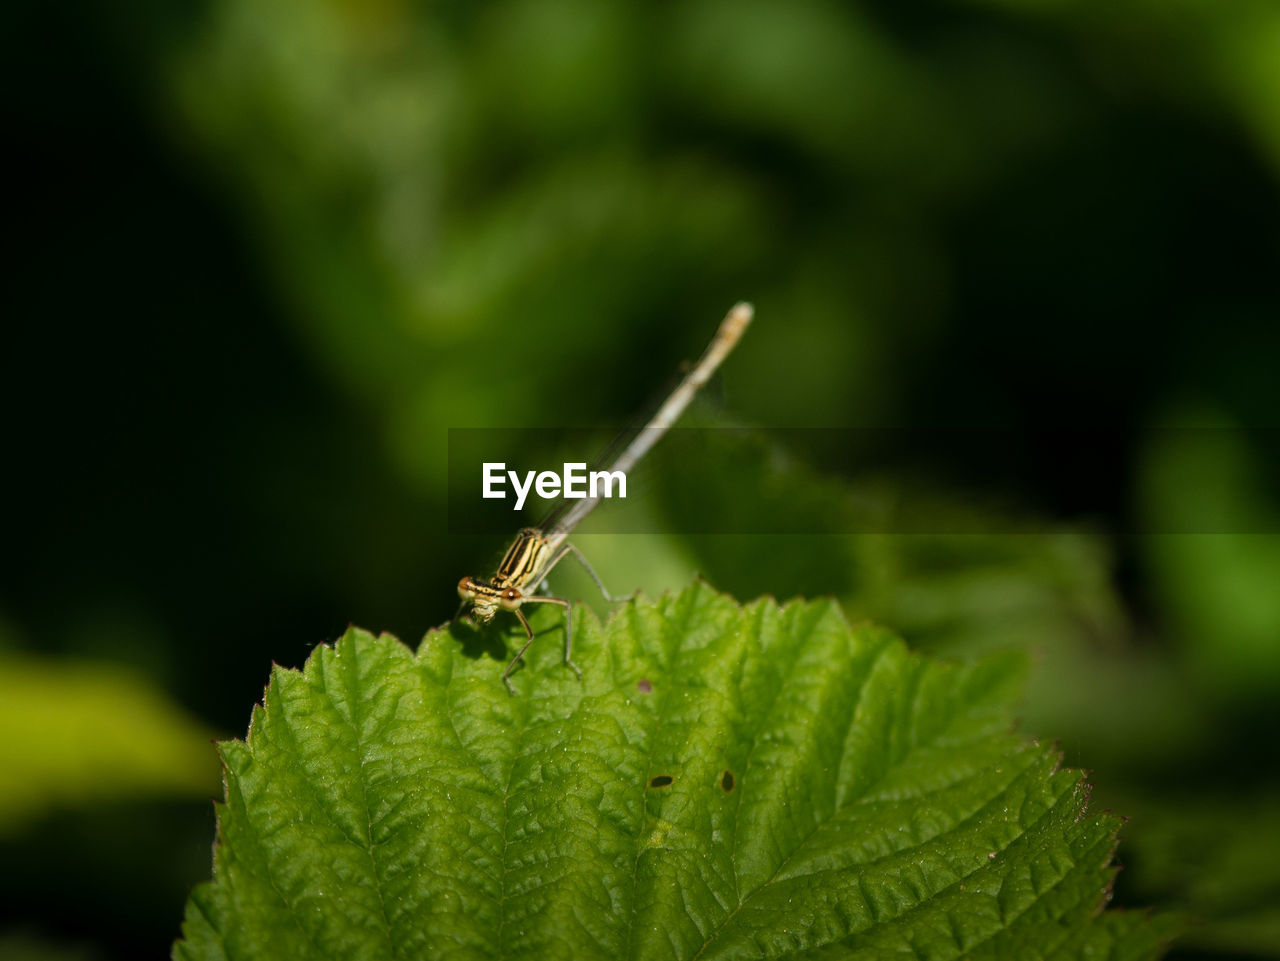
457 302 754 693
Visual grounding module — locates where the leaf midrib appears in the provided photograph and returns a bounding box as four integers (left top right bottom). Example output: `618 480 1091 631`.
493 657 536 959
337 639 397 959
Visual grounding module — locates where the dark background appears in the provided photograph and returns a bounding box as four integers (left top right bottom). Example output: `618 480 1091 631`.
3 1 1278 958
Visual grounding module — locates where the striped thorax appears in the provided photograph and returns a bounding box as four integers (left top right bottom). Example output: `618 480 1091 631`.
456 528 552 622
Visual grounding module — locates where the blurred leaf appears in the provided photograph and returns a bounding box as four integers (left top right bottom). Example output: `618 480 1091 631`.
1138 419 1280 701
666 0 900 160
0 933 104 961
1119 790 1280 957
0 656 217 835
1217 6 1280 170
175 585 1172 959
652 428 1127 652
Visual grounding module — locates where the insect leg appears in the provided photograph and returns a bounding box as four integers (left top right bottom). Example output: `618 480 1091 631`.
502 608 539 696
518 595 581 681
545 542 634 603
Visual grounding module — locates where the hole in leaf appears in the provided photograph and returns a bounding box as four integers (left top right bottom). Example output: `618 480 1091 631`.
721 770 735 792
648 774 673 788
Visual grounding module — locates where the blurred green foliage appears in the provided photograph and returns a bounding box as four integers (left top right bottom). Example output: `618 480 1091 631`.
0 933 105 961
3 0 1279 958
0 649 217 835
1139 419 1280 700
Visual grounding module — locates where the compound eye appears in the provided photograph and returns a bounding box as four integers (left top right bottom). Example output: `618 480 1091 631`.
499 587 522 610
457 577 475 600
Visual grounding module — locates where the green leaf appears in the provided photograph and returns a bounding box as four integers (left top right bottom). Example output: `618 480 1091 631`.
174 584 1172 960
